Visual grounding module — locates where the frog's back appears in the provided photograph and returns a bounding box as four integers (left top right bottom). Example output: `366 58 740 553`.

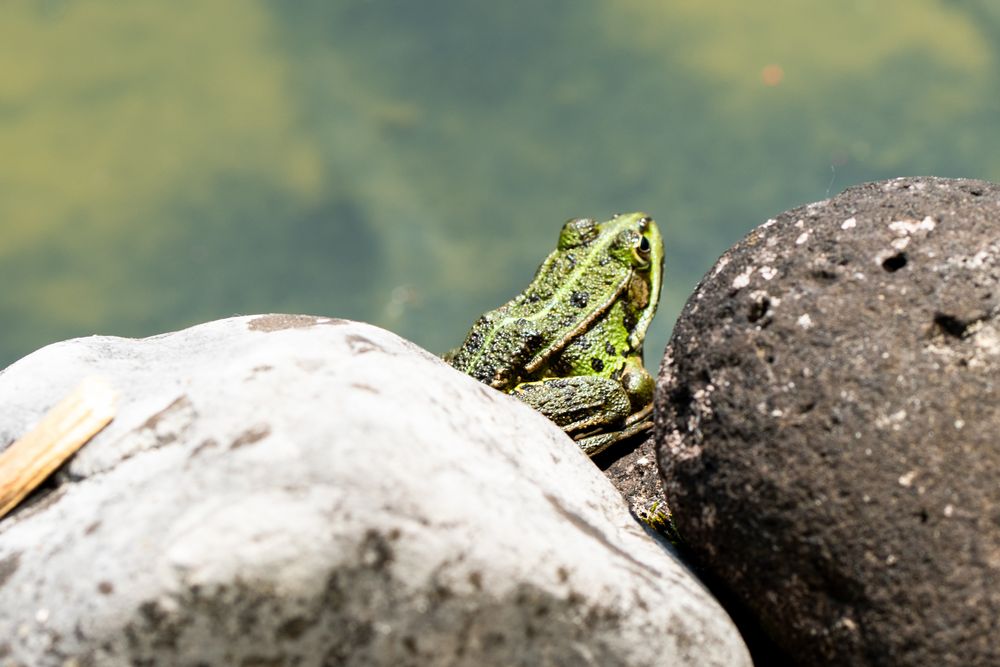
447 309 544 389
449 241 632 389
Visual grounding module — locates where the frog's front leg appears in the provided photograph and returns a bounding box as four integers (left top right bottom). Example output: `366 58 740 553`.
512 355 656 457
618 353 655 428
579 355 656 456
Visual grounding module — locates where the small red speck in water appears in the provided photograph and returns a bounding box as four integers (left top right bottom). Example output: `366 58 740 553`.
761 64 784 86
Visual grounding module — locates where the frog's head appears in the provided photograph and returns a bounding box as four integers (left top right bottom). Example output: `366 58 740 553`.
605 213 660 270
553 212 663 351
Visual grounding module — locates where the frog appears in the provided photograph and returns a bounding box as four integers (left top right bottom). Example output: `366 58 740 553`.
445 212 663 456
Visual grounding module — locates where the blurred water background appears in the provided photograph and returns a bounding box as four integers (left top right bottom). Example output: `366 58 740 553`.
3 0 999 369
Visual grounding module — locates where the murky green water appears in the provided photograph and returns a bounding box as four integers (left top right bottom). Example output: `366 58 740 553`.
3 1 999 369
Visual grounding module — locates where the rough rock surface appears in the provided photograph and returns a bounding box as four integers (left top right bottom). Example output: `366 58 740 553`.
656 177 1000 666
596 438 672 534
0 315 750 666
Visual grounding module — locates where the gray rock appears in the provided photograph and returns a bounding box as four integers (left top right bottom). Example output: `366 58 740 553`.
0 315 750 666
656 177 1000 666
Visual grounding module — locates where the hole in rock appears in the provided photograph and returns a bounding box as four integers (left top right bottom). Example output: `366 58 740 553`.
881 253 908 272
747 296 771 323
933 313 968 339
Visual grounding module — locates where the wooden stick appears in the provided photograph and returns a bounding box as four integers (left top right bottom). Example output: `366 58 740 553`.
0 376 117 520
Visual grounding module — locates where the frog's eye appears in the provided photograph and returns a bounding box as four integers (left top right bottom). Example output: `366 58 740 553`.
558 218 598 249
637 235 651 255
626 231 652 267
633 236 651 265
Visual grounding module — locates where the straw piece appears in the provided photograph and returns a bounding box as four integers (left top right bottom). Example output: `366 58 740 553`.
0 376 117 520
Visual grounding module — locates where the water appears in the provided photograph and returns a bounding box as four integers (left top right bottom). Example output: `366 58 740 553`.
3 0 999 370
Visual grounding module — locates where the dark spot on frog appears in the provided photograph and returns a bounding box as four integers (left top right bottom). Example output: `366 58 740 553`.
566 253 576 269
556 566 570 583
570 291 589 308
252 365 274 374
475 365 497 384
230 424 271 450
468 571 483 590
527 292 541 303
0 552 21 589
591 357 604 372
84 520 102 535
97 581 114 595
346 334 383 354
351 382 379 394
466 331 483 350
605 342 616 356
599 256 610 266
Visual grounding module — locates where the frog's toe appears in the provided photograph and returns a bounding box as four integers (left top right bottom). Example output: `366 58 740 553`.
575 417 653 457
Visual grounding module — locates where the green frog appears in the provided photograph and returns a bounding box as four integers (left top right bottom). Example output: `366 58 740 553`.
446 212 663 456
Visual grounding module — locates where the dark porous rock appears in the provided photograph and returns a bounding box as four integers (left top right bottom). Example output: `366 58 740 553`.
655 177 1000 666
595 436 670 529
